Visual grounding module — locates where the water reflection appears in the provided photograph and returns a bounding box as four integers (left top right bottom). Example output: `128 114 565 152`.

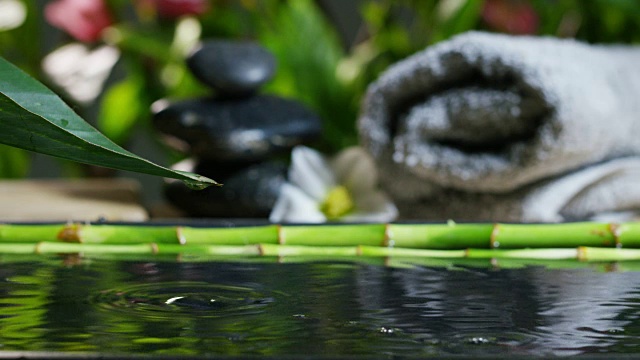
530 269 640 355
355 264 640 356
0 256 640 357
355 265 544 356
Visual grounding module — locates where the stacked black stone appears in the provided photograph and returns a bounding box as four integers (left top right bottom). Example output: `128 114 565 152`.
153 40 322 218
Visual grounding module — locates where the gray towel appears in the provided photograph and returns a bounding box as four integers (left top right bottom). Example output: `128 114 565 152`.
358 31 640 222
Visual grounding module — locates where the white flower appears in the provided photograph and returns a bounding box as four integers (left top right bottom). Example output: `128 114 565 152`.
269 146 398 223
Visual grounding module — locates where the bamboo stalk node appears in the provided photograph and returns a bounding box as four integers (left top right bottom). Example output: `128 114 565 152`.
176 227 186 245
490 224 500 248
57 223 82 243
608 223 622 248
277 224 284 245
383 223 393 247
577 246 587 261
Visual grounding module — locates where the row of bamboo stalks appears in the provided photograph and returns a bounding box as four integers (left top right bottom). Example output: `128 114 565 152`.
1 221 640 263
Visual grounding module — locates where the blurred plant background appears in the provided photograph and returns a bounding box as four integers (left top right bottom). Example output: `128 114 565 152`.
1 0 640 205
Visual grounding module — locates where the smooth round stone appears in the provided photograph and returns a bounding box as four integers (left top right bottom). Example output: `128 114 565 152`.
186 40 276 96
153 95 322 161
165 160 287 218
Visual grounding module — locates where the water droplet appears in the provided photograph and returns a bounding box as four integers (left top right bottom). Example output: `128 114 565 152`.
379 326 396 334
165 296 184 305
181 173 220 190
468 337 491 344
183 179 211 190
59 119 69 127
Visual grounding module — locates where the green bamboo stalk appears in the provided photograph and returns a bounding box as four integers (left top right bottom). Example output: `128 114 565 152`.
36 242 157 254
389 222 493 249
0 224 69 242
0 243 38 253
260 243 359 256
0 223 179 244
577 247 640 262
491 222 618 248
2 222 640 250
279 224 387 246
360 246 466 258
3 240 640 263
177 225 278 245
467 248 579 259
616 223 640 247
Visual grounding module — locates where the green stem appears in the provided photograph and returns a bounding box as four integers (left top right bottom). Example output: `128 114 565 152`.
178 225 278 245
281 224 387 246
2 240 640 263
390 222 493 249
0 224 70 243
466 248 579 260
617 223 640 247
492 222 618 248
1 221 640 250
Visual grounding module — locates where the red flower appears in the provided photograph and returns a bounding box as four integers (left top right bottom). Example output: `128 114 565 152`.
482 0 538 35
45 0 113 43
139 0 210 19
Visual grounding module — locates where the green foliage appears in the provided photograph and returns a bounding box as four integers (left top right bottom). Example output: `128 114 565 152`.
98 75 146 145
260 0 358 152
0 144 29 179
523 0 640 41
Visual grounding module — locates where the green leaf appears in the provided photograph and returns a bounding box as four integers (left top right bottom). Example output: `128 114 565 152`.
0 56 218 189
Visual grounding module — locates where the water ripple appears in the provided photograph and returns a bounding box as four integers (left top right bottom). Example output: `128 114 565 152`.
90 281 274 319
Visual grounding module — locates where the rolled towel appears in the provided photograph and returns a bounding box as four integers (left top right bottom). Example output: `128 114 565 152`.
358 31 640 222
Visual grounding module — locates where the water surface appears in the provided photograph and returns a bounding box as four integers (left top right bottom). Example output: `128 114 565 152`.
1 255 640 358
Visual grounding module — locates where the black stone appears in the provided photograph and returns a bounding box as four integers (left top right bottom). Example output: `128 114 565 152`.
187 40 276 96
165 160 287 218
153 95 322 161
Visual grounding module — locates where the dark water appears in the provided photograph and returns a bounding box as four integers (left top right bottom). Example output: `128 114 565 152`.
1 255 640 358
